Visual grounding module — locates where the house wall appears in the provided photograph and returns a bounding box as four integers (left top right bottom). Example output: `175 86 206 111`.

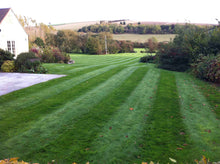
0 9 29 58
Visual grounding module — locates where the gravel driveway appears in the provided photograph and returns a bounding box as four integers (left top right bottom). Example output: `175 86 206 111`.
0 73 66 96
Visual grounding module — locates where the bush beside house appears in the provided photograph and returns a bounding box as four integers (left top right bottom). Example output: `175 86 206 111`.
14 52 47 73
1 60 15 72
0 48 14 68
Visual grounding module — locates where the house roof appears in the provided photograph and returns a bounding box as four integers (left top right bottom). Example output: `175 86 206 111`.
0 8 10 24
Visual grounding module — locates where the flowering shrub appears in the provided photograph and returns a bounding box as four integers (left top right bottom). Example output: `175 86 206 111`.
191 54 220 83
52 47 65 63
36 46 70 64
30 47 39 54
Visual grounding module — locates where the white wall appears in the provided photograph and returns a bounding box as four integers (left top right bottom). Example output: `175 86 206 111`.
0 9 29 58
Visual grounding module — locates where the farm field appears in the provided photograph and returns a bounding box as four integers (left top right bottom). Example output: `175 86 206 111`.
52 21 100 31
0 51 220 163
113 34 176 43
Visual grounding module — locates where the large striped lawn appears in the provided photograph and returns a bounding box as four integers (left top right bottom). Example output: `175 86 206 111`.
0 51 219 163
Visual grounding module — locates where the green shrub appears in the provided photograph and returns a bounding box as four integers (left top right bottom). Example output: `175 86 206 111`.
34 37 45 48
15 52 45 73
1 60 15 72
0 49 15 67
140 55 158 63
157 43 190 72
191 54 220 83
36 65 48 74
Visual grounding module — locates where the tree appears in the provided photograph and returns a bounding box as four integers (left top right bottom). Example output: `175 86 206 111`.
138 25 146 34
161 25 170 33
208 27 220 55
45 33 56 46
173 24 211 61
62 30 79 53
86 37 102 54
118 41 134 53
17 15 25 27
34 37 45 48
147 37 158 53
116 26 124 34
77 34 89 53
108 40 121 54
55 30 66 51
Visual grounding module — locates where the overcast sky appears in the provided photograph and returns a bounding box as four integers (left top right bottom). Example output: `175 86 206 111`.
1 0 219 25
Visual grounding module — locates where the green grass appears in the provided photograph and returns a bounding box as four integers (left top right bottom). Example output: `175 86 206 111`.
0 50 220 163
113 34 176 43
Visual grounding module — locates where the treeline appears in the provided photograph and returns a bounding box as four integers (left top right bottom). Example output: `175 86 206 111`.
43 31 134 54
78 23 214 34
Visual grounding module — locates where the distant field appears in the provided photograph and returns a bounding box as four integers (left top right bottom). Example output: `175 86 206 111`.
52 21 100 31
113 34 176 42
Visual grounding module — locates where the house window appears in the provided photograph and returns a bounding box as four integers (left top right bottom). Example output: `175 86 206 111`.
7 41 16 54
7 41 11 52
12 41 16 54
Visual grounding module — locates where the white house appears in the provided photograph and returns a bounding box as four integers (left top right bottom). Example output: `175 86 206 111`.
0 8 29 58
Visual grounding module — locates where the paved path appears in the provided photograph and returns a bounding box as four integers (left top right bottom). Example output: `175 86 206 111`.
0 73 66 96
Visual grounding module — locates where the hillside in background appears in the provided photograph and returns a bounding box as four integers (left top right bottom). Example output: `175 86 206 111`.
52 19 137 31
52 19 216 31
53 21 100 31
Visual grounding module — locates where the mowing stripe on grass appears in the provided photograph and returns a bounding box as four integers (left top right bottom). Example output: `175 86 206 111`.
0 65 104 104
0 66 137 159
129 62 147 67
175 72 220 161
34 67 150 163
1 51 220 163
65 65 102 74
139 70 189 163
105 56 135 62
0 66 126 141
190 76 220 119
97 56 127 64
99 57 139 67
0 65 118 112
43 64 83 73
119 58 140 66
70 55 128 66
86 67 160 163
